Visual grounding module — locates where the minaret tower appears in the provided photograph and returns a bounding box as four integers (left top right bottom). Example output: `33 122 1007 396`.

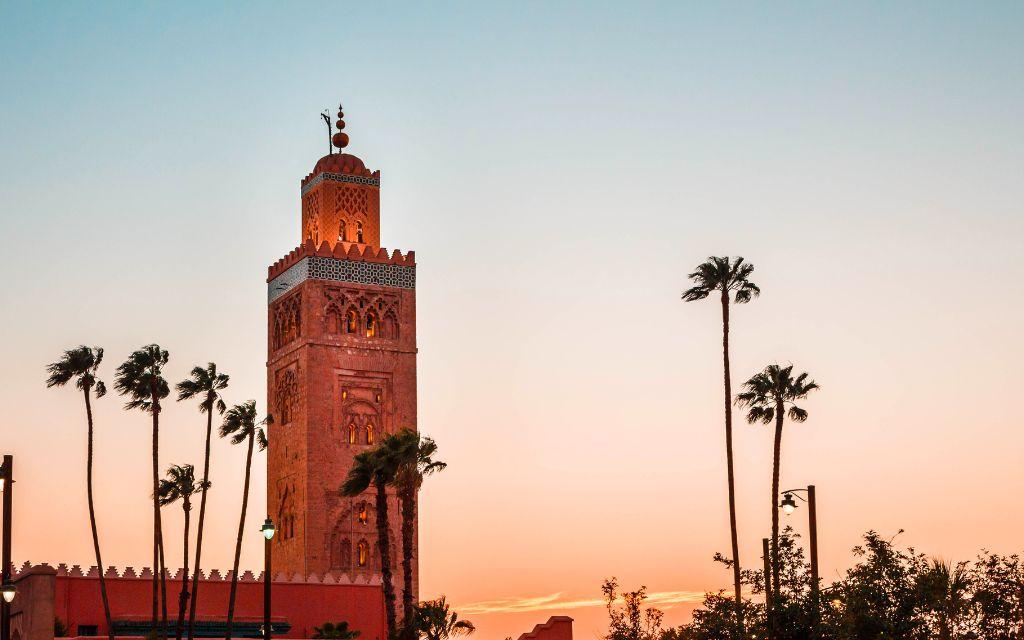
266 104 417 599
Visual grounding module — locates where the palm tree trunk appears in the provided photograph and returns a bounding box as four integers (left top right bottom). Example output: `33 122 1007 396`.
374 480 398 637
225 433 255 640
153 384 168 640
151 387 161 636
159 518 169 640
176 498 191 640
771 401 784 608
720 290 744 639
400 486 416 639
187 408 214 640
84 388 115 640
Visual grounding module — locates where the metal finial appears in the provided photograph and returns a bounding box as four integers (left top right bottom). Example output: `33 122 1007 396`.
332 101 349 151
321 109 332 155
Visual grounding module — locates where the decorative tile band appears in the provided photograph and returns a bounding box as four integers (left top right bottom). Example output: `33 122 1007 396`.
269 256 415 302
301 172 380 196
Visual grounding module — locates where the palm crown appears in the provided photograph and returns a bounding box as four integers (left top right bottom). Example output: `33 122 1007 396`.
414 597 475 640
176 363 229 414
340 447 395 497
156 464 210 507
387 430 447 494
736 364 819 424
681 256 760 303
219 401 269 450
46 346 107 397
114 344 170 411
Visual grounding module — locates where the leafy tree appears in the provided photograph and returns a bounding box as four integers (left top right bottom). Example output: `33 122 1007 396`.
341 446 400 637
156 464 209 640
385 430 447 637
736 363 818 619
218 401 269 640
602 578 665 640
312 621 360 640
413 597 475 640
682 256 759 639
115 344 171 637
916 559 973 639
969 551 1024 638
175 363 228 640
46 346 115 640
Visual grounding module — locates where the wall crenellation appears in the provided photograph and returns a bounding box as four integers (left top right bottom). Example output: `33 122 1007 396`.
11 562 381 585
268 240 415 282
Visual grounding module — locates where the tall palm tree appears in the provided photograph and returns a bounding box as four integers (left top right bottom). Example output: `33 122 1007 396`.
175 363 228 640
682 256 759 637
736 364 818 615
413 597 475 640
384 430 447 638
156 464 210 640
341 446 400 637
46 346 115 640
115 344 171 637
219 401 269 640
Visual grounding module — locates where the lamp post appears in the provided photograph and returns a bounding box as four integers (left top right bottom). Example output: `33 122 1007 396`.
260 518 275 640
780 485 819 631
1 455 14 640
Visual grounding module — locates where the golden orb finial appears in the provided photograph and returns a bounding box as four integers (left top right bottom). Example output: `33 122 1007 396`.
332 102 349 150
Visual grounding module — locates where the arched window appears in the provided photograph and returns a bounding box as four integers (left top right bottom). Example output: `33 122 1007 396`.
345 309 358 334
357 540 369 567
339 219 348 242
365 313 377 338
356 222 364 243
357 502 368 525
348 423 357 444
339 538 352 569
365 424 375 445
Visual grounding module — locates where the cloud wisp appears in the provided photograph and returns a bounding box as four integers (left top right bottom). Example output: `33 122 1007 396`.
458 590 707 616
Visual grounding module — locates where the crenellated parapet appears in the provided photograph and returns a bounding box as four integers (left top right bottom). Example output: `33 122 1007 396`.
268 240 416 303
12 562 381 586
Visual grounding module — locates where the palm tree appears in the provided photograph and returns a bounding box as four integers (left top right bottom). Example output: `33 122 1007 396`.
115 344 171 637
917 559 972 640
681 256 759 638
341 446 400 637
156 464 210 640
383 430 447 637
413 597 474 640
312 622 360 640
219 401 269 640
46 346 115 640
736 364 818 615
175 363 228 640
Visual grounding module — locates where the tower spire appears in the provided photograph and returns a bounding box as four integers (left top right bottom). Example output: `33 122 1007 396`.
332 102 349 152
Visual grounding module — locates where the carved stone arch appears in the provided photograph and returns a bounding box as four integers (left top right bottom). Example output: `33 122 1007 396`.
325 303 344 334
382 309 399 340
344 306 359 334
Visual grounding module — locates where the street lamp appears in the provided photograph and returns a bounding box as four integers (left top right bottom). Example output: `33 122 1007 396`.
1 455 13 640
261 517 275 640
779 485 820 631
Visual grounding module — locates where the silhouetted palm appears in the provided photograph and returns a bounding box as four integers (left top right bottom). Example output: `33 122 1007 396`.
917 559 972 640
413 597 474 640
341 446 400 637
219 401 269 640
682 256 759 638
156 464 210 640
175 363 228 640
384 430 447 637
46 346 115 640
115 344 171 637
312 621 360 640
736 364 818 616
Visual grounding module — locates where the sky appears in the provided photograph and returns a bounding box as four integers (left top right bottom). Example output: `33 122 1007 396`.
1 2 1023 639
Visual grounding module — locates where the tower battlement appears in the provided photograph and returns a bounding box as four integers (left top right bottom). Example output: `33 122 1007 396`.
267 240 415 281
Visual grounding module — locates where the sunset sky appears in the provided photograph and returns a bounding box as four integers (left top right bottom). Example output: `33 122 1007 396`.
2 3 1023 639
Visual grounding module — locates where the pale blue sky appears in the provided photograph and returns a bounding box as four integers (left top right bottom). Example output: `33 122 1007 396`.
2 3 1023 638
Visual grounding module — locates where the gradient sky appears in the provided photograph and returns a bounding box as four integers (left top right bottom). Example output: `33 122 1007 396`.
2 3 1023 639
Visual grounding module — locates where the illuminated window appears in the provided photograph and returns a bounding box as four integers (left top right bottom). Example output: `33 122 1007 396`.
345 310 357 334
357 540 369 567
357 502 368 525
357 222 364 243
342 389 348 399
375 393 381 403
365 313 377 338
365 424 375 445
348 424 357 444
339 220 348 242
